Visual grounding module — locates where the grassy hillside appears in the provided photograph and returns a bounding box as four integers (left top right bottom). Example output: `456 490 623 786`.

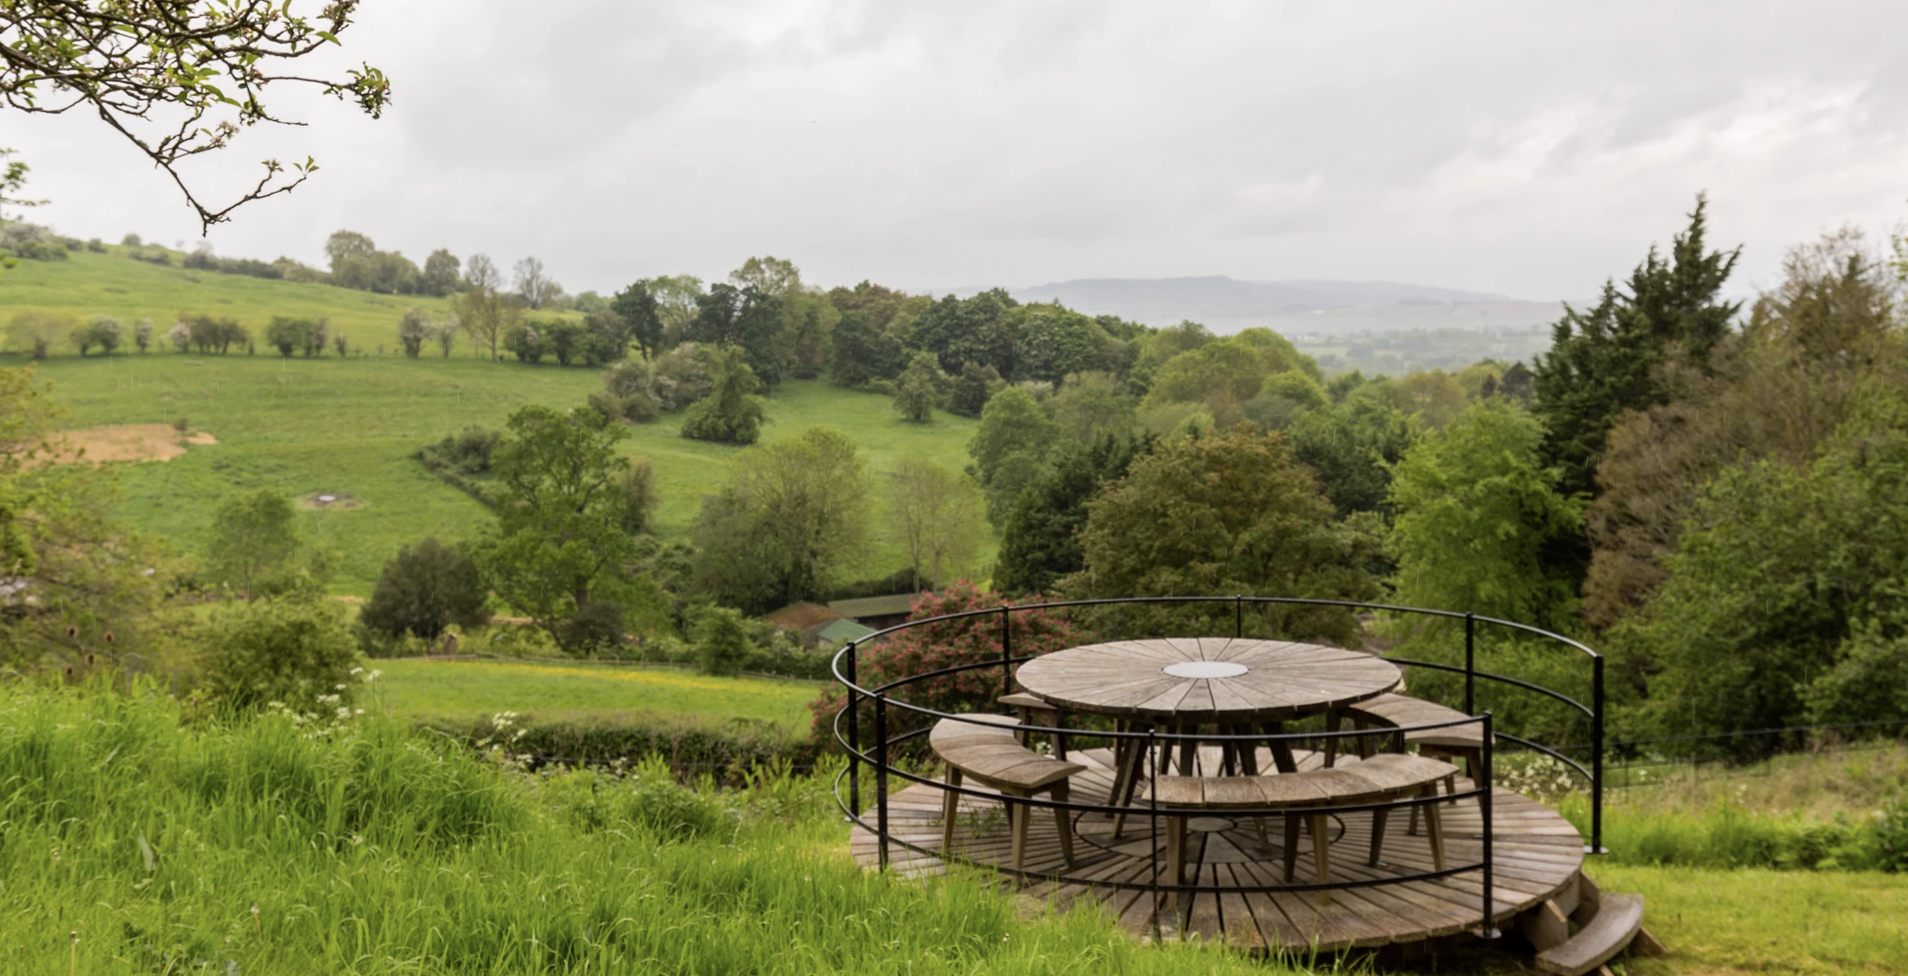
0 246 458 351
28 354 987 596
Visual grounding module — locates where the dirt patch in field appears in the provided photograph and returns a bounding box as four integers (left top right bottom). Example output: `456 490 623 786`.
48 424 217 464
298 492 364 510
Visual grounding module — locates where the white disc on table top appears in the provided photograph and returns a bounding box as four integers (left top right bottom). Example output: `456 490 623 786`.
1160 660 1250 679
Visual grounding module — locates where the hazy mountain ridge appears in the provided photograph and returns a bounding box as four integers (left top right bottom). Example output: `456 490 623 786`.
1007 275 1513 321
937 275 1566 337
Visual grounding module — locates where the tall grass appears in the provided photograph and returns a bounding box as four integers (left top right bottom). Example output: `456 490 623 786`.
0 681 1301 975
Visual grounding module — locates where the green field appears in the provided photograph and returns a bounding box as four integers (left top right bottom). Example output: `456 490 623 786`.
26 354 988 595
0 246 458 350
373 657 821 730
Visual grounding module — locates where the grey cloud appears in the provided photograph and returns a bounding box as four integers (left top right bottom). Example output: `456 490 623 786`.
12 0 1908 302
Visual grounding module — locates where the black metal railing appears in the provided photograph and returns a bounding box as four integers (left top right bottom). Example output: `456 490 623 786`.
830 595 1604 937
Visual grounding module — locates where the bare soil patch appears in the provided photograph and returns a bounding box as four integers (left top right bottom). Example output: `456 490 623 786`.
50 424 217 464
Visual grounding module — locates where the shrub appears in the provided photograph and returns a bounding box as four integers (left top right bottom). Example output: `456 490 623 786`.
397 307 430 358
266 316 313 357
201 594 363 713
6 311 67 359
71 315 123 356
360 538 489 642
84 237 105 253
804 582 1083 755
504 322 545 363
652 342 714 409
133 318 152 353
427 713 807 777
694 606 755 677
120 233 141 247
594 359 664 423
680 346 766 445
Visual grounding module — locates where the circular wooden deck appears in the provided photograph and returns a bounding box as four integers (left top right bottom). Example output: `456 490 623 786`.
849 745 1585 952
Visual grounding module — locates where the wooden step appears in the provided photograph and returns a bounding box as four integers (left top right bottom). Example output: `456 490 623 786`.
1535 893 1645 976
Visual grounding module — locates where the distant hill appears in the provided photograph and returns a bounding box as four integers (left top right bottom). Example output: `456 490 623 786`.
1008 276 1509 319
950 275 1569 338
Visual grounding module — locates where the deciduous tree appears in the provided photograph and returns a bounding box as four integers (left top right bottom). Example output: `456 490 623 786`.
690 427 872 613
1387 401 1585 631
1070 425 1376 643
471 406 660 655
887 457 985 586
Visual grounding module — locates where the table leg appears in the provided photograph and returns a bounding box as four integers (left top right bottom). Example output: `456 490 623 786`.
1263 721 1298 773
1177 722 1197 775
1235 722 1260 775
1110 719 1149 839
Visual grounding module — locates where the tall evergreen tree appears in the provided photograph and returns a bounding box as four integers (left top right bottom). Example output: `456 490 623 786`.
1532 193 1742 502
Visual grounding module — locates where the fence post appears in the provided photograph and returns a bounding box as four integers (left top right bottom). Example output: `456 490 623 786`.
1234 595 1243 639
874 691 890 871
846 641 860 819
1479 711 1498 939
1591 654 1605 855
1000 606 1013 701
1463 612 1476 716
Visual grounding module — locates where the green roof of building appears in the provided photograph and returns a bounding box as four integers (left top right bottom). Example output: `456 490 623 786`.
815 618 878 644
826 594 920 620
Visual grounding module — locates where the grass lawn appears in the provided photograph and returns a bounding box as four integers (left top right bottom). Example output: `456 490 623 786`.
26 354 988 595
372 657 822 731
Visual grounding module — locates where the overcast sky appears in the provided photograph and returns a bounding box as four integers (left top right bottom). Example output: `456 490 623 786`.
11 0 1908 301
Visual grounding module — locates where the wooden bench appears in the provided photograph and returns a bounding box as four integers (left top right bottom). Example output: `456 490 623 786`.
1329 692 1488 775
930 714 1085 872
1329 692 1493 837
1154 752 1460 905
998 691 1066 756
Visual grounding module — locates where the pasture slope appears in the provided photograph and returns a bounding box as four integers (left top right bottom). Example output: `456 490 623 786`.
0 244 458 349
30 355 985 595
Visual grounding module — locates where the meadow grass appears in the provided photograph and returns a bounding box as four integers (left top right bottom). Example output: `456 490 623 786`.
25 354 988 595
1585 864 1908 975
0 246 458 350
0 682 1299 976
372 657 822 731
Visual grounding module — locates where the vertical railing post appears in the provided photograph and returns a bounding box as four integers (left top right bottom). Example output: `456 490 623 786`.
1591 654 1605 855
1234 595 1243 639
874 691 890 871
845 641 860 819
1463 612 1476 716
1147 727 1160 938
1479 711 1497 938
1000 606 1013 701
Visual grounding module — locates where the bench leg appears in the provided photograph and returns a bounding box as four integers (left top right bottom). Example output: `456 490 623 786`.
1310 813 1332 908
1167 815 1187 886
1422 784 1446 871
941 767 963 856
1369 804 1389 867
1008 793 1030 874
1052 782 1075 867
1282 813 1301 883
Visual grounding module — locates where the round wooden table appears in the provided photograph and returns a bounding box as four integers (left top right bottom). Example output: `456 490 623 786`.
1015 637 1401 825
1015 637 1402 723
